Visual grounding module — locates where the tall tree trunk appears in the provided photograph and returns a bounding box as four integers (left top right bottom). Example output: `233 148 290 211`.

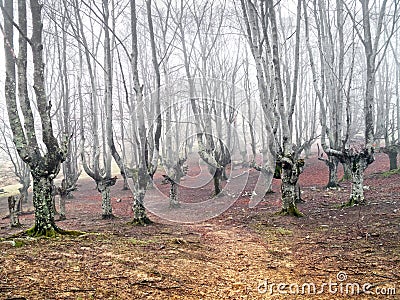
96 177 117 219
382 147 398 170
335 148 374 206
388 151 398 170
341 162 352 181
59 194 66 221
280 157 303 216
130 0 152 225
99 185 112 219
133 189 147 223
29 175 60 236
213 168 223 196
8 196 21 227
348 157 368 206
268 0 303 216
169 183 179 208
326 156 339 188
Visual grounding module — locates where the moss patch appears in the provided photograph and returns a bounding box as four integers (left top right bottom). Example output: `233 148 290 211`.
25 225 85 238
129 237 158 246
381 168 400 178
252 223 293 239
128 216 153 226
276 206 304 217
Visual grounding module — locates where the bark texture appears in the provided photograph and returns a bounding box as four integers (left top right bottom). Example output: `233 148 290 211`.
279 157 304 216
8 195 21 227
96 177 117 219
334 148 374 206
320 156 340 188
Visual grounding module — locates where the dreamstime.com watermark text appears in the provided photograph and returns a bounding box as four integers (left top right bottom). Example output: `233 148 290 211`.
257 272 396 296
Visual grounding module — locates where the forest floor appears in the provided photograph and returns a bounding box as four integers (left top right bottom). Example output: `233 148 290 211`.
0 153 399 299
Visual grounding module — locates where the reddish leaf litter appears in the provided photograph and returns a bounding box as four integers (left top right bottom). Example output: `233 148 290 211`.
0 153 399 299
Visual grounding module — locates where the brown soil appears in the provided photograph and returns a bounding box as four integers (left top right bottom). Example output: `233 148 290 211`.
0 153 399 299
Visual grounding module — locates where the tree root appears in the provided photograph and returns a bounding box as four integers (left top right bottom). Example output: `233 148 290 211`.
276 206 304 217
6 225 85 239
340 198 366 208
102 214 116 220
25 225 85 238
128 216 153 226
326 183 341 189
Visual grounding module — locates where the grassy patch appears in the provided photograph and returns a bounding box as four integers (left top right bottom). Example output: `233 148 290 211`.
129 237 158 246
381 168 400 178
315 225 330 232
0 183 22 197
252 223 293 239
276 227 293 235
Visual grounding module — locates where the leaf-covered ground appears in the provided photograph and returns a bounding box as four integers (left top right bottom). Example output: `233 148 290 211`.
0 153 399 299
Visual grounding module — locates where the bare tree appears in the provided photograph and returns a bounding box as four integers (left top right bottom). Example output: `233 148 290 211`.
51 4 81 220
69 0 118 219
240 0 304 216
321 0 399 205
1 0 73 236
376 57 399 170
175 0 233 196
128 0 161 225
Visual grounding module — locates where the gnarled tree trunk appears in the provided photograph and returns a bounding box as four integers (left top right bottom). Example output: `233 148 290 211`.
132 170 152 225
334 148 374 206
382 146 398 170
346 152 373 206
325 156 339 188
279 156 304 216
30 175 59 236
97 177 117 219
341 162 352 181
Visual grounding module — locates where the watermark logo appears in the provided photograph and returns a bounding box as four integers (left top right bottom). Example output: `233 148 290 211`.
257 271 396 296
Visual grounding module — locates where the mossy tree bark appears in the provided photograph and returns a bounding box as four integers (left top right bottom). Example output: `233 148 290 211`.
348 158 367 205
129 0 152 225
163 158 187 208
30 175 60 236
163 175 180 208
279 156 304 216
329 148 374 207
342 149 374 206
132 171 152 225
96 177 117 219
169 183 179 208
132 191 152 225
320 156 339 188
